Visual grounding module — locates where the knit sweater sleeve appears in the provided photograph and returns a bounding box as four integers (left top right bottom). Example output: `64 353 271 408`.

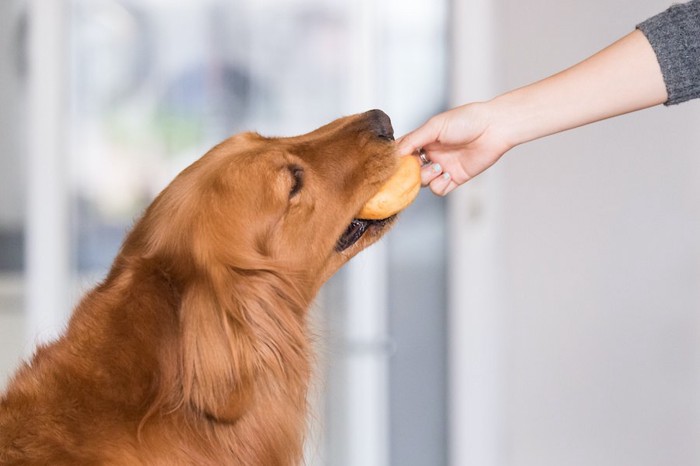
637 0 700 105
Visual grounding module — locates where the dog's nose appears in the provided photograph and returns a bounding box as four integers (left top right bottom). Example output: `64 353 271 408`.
365 109 394 141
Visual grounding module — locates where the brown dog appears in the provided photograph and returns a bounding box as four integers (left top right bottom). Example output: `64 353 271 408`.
0 110 402 465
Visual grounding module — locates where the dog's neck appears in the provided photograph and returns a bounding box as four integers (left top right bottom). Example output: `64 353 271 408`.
100 257 312 463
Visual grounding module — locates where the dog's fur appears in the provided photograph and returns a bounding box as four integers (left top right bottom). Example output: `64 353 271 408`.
0 110 399 465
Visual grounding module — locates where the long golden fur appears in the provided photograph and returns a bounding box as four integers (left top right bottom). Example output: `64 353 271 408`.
0 110 400 465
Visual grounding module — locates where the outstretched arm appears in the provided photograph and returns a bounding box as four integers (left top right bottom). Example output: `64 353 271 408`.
398 29 667 195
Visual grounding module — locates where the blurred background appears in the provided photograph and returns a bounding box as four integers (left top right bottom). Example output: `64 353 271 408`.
1 0 699 465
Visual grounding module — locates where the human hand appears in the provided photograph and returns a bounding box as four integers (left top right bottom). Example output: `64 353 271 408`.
397 102 513 196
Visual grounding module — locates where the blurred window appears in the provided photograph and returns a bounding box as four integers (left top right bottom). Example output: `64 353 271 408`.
1 0 448 463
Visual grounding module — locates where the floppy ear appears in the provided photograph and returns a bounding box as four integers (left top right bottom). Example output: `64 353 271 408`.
180 271 258 423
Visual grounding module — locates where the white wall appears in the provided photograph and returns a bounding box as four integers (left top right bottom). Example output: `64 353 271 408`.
450 1 700 465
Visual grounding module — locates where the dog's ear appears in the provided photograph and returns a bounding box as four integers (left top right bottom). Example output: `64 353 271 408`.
180 269 257 423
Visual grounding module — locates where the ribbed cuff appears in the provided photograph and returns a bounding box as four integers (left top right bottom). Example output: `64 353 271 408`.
637 0 700 106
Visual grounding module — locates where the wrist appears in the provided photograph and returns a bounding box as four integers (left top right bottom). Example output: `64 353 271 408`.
483 92 533 150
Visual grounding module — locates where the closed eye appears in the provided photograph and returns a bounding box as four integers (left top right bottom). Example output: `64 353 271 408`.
288 164 304 198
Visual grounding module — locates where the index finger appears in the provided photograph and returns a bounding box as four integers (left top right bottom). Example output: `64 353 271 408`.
396 117 442 156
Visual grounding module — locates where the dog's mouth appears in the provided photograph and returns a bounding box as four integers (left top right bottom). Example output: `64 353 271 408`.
335 216 395 253
334 109 403 253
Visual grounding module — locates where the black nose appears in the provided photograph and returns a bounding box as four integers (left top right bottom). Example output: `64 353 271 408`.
365 109 394 141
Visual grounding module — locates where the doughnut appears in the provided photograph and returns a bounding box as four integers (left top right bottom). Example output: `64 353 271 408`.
358 155 421 219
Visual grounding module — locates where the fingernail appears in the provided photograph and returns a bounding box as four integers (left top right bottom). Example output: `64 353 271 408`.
442 172 451 181
432 163 442 173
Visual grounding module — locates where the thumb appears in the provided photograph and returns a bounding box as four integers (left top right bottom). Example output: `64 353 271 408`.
396 116 442 156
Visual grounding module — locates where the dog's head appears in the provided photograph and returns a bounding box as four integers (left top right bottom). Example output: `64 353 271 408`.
136 109 402 295
124 110 408 430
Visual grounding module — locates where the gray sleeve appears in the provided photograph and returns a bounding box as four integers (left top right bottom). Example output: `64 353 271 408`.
637 0 700 105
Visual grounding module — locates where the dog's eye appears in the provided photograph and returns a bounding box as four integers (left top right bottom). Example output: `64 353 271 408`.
288 164 304 198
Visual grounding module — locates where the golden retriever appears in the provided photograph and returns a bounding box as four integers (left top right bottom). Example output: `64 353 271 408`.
0 110 403 465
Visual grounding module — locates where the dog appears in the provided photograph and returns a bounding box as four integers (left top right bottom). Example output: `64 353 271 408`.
0 110 403 465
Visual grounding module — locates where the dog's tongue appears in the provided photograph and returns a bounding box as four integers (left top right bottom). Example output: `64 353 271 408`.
357 155 421 220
